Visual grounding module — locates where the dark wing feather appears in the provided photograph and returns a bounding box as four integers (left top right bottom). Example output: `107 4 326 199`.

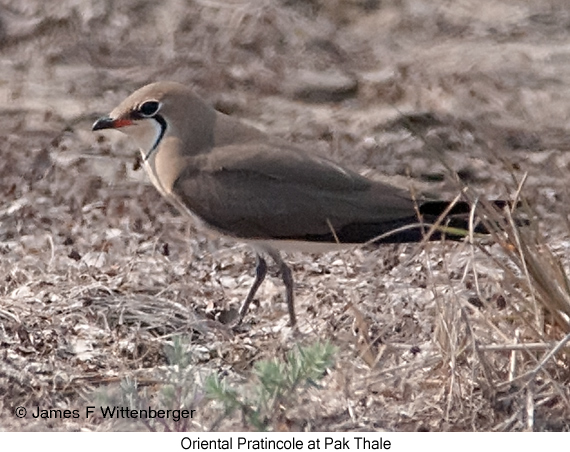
171 142 420 243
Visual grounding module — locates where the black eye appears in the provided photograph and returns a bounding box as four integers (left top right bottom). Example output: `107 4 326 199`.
138 100 161 117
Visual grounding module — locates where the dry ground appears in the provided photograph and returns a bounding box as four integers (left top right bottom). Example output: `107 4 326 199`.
1 0 569 431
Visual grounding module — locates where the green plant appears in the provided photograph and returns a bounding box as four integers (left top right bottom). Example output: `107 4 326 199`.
205 342 336 431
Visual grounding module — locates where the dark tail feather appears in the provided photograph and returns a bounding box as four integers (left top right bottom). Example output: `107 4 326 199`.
418 199 521 239
339 200 518 244
293 200 522 245
419 200 512 217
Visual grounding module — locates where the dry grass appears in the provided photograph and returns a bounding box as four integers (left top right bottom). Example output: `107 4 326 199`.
1 0 570 431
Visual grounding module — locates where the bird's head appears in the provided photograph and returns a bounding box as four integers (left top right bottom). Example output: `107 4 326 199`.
92 81 215 160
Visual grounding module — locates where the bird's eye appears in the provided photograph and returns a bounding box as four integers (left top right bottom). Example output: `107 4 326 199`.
138 100 161 117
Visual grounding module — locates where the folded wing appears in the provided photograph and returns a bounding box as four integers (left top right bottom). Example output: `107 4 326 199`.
171 142 423 243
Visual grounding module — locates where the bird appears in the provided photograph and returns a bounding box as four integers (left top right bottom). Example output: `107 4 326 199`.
92 81 512 328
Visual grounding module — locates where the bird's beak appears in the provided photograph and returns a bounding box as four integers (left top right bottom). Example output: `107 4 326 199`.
92 116 133 131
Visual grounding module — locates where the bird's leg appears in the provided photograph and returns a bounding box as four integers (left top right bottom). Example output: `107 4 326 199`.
280 262 296 327
236 254 267 325
267 249 296 327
